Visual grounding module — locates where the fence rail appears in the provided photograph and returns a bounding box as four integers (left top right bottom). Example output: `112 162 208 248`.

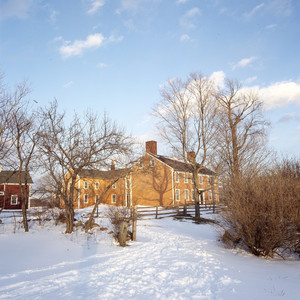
136 203 225 220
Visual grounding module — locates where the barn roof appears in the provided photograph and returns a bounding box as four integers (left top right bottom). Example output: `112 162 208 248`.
0 171 34 184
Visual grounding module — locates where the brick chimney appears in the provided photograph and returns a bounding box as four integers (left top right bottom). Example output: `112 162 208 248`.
146 140 157 155
187 151 196 162
111 160 115 170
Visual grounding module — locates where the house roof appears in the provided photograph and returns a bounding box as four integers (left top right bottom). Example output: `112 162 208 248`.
153 154 216 175
78 168 131 180
0 171 34 184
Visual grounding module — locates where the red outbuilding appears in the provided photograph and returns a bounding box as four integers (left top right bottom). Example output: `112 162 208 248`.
0 170 33 210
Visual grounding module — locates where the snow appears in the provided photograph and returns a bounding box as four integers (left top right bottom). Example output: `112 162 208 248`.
0 207 299 300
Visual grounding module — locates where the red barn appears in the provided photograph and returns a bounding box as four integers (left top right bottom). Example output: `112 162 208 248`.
0 170 33 210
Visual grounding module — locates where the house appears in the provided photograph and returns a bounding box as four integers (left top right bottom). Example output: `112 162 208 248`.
63 141 219 208
0 168 34 210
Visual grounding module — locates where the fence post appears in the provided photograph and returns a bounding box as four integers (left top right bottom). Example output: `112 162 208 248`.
183 204 187 216
132 206 137 241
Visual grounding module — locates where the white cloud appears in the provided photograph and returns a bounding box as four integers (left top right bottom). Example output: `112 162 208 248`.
63 81 73 88
233 56 256 70
266 24 277 29
259 80 300 110
87 0 105 15
244 3 265 19
97 63 108 68
278 113 295 123
176 0 189 4
210 71 226 89
60 33 105 58
180 7 201 29
244 76 257 84
180 34 190 42
0 0 33 20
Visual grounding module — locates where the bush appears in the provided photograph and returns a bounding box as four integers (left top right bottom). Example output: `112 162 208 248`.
106 206 132 246
221 160 300 258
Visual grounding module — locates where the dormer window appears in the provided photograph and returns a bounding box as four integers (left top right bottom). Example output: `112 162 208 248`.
139 161 143 169
150 159 155 167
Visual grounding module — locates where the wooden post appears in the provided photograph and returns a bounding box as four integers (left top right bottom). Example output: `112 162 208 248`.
183 204 187 216
155 206 158 219
118 221 128 247
132 206 137 241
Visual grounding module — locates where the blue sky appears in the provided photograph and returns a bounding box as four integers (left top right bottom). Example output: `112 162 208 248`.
0 0 300 157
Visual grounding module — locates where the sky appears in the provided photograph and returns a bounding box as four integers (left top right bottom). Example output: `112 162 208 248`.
0 0 300 157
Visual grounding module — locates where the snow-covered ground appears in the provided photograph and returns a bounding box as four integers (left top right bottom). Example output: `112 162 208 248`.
0 206 299 300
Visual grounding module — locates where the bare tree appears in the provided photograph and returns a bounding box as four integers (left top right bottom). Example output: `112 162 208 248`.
9 104 40 232
154 72 219 219
0 73 30 160
216 79 269 180
39 100 133 233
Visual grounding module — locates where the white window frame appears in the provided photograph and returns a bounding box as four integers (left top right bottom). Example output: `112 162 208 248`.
84 194 88 203
209 190 212 201
84 181 88 189
175 172 179 183
199 175 203 184
95 182 99 190
0 191 4 196
184 173 188 183
191 189 195 201
11 195 18 205
175 189 180 201
150 159 155 167
185 189 189 201
112 183 116 189
111 194 116 203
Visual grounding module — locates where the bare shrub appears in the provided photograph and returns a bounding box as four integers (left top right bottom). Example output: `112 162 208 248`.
106 206 131 246
55 211 66 225
221 160 300 258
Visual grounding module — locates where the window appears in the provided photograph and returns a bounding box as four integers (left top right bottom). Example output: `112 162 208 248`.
111 194 116 203
84 181 88 189
84 194 88 203
0 191 4 196
112 183 116 189
11 195 18 205
150 159 155 167
175 172 179 183
95 194 99 203
191 189 195 201
184 173 188 183
175 189 180 201
95 182 99 190
139 161 143 169
185 189 189 202
209 191 212 201
213 190 217 201
199 175 203 184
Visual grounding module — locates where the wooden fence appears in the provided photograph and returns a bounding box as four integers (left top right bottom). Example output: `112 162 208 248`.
136 203 224 220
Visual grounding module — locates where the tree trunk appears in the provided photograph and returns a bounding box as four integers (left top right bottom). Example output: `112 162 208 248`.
21 200 28 232
65 202 74 233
